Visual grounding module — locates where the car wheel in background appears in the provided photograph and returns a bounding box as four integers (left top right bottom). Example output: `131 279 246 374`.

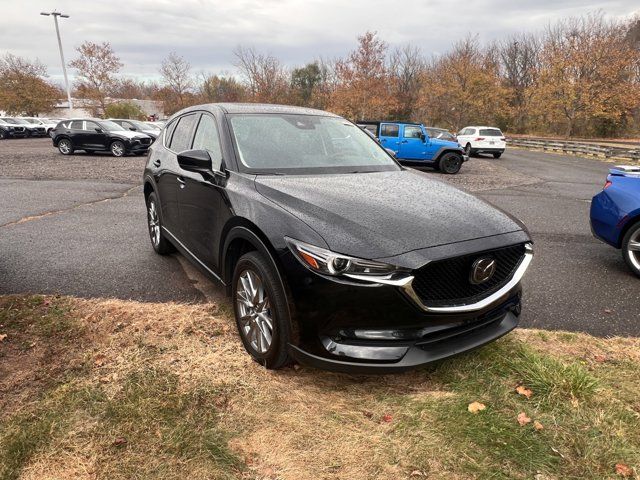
438 152 463 174
110 140 125 157
146 192 175 255
0 130 6 140
622 222 640 278
58 138 74 155
493 152 502 159
232 251 292 369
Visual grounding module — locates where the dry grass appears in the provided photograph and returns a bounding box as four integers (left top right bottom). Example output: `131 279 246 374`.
1 295 639 480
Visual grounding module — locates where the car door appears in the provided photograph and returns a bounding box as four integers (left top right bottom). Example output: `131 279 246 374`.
378 123 401 153
176 112 226 272
397 124 427 160
155 113 199 236
84 120 109 150
67 120 85 148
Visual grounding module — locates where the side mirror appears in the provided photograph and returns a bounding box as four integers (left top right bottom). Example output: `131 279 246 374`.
95 127 103 133
420 133 426 142
177 149 213 173
129 127 137 131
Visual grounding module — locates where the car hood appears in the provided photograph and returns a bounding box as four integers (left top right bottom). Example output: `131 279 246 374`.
433 138 460 148
112 131 148 140
254 169 524 260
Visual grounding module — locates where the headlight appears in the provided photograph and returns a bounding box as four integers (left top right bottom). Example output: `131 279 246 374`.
284 237 403 278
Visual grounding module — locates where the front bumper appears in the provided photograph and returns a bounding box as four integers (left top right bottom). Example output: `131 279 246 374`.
279 244 530 373
125 140 151 154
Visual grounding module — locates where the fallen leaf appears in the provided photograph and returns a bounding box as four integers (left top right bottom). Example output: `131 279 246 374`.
603 308 612 314
43 300 51 307
594 354 607 363
381 414 393 423
112 437 127 447
615 463 633 477
517 412 532 426
533 420 544 431
467 401 486 414
410 470 424 477
0 334 7 342
516 385 533 399
94 355 107 367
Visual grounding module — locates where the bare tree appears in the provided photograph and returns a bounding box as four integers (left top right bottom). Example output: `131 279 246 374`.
234 46 289 103
69 41 122 114
389 45 425 120
159 52 193 111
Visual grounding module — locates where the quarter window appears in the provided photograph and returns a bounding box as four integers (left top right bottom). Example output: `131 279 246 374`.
380 124 399 137
169 114 198 152
192 114 223 170
403 125 423 139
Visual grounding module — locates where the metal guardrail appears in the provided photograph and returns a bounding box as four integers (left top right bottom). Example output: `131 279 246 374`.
507 137 640 162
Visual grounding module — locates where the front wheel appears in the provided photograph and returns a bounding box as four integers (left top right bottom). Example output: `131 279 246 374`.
232 251 292 369
438 152 463 174
110 140 125 157
58 138 74 155
622 222 640 278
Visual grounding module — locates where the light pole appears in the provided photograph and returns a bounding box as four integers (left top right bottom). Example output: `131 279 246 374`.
40 11 72 110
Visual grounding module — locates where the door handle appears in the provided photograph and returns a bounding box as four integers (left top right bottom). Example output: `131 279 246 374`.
177 177 186 189
153 159 161 167
401 140 409 143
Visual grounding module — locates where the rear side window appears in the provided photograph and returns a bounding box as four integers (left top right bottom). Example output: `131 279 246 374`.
403 125 422 138
168 114 198 152
380 124 399 137
69 120 83 130
192 114 223 170
479 129 503 137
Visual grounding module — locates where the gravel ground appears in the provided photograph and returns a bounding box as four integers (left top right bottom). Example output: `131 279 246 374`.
0 138 147 184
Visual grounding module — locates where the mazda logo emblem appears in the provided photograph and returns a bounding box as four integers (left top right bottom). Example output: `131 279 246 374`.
470 257 496 284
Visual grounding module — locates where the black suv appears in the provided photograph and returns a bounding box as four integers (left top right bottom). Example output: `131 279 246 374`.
51 118 153 156
144 103 533 373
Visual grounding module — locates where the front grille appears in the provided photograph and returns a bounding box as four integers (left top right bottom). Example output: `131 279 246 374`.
412 243 526 307
15 127 25 132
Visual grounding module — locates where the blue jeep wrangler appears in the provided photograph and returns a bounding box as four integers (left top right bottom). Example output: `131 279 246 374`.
358 121 467 174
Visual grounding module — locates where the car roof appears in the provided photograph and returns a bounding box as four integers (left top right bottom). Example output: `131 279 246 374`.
463 126 502 129
192 103 340 117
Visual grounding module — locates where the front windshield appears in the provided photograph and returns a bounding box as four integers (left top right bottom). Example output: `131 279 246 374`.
229 114 399 174
128 120 150 130
100 120 126 132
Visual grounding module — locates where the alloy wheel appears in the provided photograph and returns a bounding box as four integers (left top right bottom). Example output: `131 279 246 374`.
236 269 274 354
147 200 160 247
628 228 640 271
111 142 124 157
59 140 71 154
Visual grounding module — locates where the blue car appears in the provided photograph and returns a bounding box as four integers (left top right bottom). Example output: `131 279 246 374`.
590 165 640 277
358 121 467 174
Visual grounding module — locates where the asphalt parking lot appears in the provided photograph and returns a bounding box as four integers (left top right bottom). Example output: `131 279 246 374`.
1 138 638 336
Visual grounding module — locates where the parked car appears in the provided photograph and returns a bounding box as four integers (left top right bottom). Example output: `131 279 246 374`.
456 126 506 158
144 103 533 372
0 118 28 139
590 165 640 277
21 117 58 136
108 118 160 140
51 118 153 156
0 117 47 137
358 121 467 174
425 127 457 143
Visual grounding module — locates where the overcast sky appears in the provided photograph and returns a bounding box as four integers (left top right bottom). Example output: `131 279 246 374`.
1 0 638 86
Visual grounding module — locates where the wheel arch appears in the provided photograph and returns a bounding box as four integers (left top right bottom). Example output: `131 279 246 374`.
618 212 640 248
220 218 283 293
434 147 464 161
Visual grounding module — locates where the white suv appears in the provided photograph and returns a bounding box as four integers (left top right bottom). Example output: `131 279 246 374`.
456 126 506 158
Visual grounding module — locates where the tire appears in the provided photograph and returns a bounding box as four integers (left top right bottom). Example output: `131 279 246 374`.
110 140 125 157
146 192 175 255
232 251 292 369
0 129 6 140
621 221 640 278
58 138 74 155
438 152 463 174
464 143 473 157
493 152 502 159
